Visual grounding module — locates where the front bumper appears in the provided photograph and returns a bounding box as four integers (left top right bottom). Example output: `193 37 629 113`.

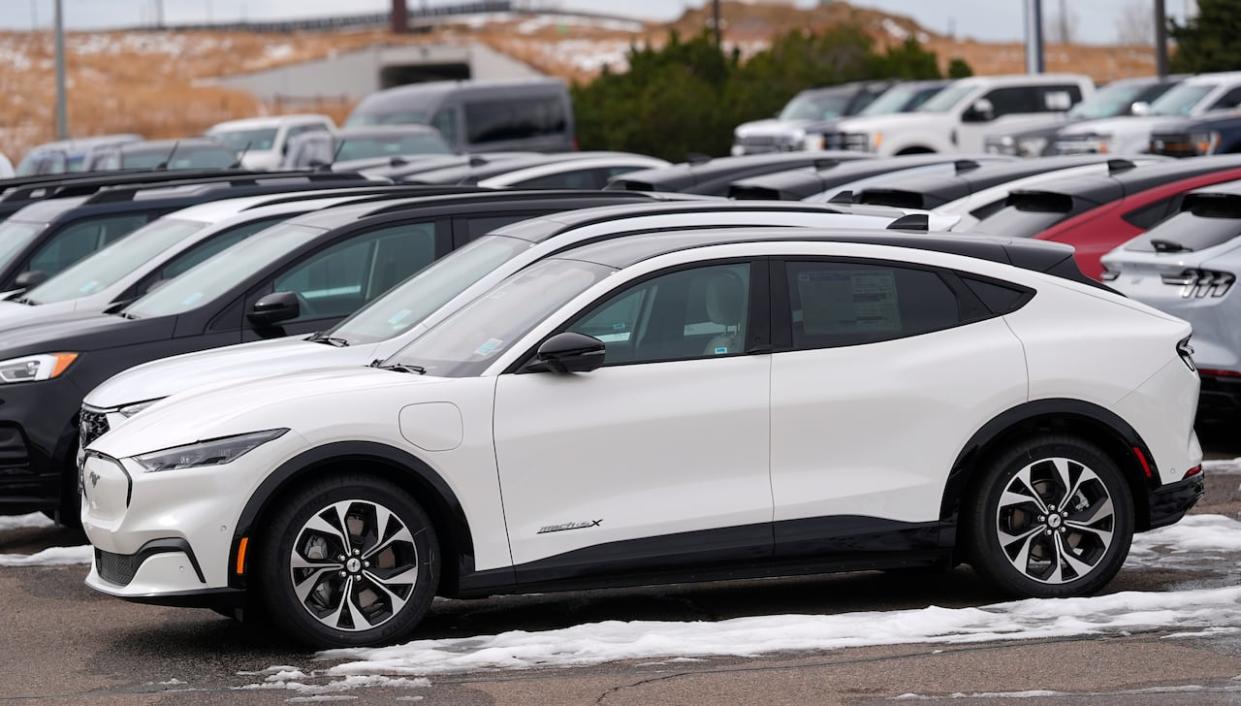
0 378 84 513
1147 473 1205 529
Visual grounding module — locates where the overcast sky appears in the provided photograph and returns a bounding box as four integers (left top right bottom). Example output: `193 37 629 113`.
12 0 1196 45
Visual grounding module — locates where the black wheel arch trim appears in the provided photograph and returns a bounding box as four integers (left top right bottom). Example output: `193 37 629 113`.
228 440 478 592
940 398 1159 523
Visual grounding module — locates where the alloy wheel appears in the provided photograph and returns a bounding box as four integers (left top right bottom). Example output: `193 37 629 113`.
289 499 419 632
994 457 1115 585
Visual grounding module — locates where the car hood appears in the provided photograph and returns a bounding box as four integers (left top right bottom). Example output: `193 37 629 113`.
1058 116 1164 139
86 335 379 409
0 311 172 358
89 365 457 459
734 119 820 137
836 112 949 133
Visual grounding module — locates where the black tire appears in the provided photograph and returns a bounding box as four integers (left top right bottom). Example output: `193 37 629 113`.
255 474 440 648
965 435 1134 598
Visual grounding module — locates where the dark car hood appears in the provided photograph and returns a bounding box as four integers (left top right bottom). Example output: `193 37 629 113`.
0 311 173 358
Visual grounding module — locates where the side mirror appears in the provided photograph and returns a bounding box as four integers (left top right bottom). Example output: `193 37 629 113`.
530 332 606 374
1130 101 1150 116
247 291 300 328
963 98 995 123
13 270 46 291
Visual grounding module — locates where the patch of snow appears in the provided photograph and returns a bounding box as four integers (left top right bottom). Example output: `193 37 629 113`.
1162 626 1241 639
0 513 55 532
0 545 92 567
1127 513 1241 567
287 697 356 703
515 14 643 34
237 674 429 696
881 18 910 41
317 586 1241 677
157 678 187 685
1204 457 1241 474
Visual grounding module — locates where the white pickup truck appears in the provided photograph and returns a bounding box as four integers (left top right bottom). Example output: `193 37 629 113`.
828 74 1095 156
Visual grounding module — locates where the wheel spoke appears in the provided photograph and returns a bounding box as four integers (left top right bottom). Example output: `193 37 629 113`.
1065 520 1113 546
344 584 373 630
321 576 352 629
1052 458 1081 508
997 523 1042 547
1009 531 1039 575
329 501 357 547
291 552 342 571
362 570 412 614
1002 469 1049 514
1068 496 1113 526
303 513 350 549
363 524 415 561
1054 532 1097 579
368 504 394 554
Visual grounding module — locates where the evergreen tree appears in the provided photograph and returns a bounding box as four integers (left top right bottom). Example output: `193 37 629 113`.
1170 0 1241 73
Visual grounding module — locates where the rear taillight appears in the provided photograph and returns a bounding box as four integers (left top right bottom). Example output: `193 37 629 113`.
1199 367 1241 378
1177 337 1196 372
1162 269 1235 298
1183 465 1203 479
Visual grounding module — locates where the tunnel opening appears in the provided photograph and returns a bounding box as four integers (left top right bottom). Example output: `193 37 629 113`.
379 63 472 88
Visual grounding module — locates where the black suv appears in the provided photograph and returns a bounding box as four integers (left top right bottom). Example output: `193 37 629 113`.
0 189 655 522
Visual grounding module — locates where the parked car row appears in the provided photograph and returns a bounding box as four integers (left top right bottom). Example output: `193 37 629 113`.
0 139 1211 652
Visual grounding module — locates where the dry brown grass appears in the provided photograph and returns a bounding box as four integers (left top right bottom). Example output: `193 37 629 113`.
0 3 1162 162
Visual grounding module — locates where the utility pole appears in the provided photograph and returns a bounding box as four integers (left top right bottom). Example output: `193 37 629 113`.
154 0 165 28
1058 0 1069 43
1024 0 1045 74
1154 0 1169 78
53 0 68 140
711 0 722 48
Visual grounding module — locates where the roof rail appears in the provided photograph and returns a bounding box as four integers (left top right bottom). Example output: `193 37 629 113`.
812 159 839 171
0 168 270 203
241 184 490 211
1107 158 1138 175
886 213 930 232
82 171 373 205
362 188 651 217
686 153 712 165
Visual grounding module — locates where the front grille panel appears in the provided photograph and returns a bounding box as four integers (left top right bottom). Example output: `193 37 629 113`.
79 410 109 448
95 548 141 586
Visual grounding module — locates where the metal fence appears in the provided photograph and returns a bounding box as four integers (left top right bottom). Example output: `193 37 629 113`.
131 1 513 34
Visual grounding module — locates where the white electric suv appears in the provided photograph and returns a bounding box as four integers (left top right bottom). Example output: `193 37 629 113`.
81 201 918 428
81 227 1203 648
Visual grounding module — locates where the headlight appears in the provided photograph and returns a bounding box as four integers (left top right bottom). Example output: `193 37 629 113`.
802 133 825 151
1091 134 1114 154
117 398 164 419
1191 131 1220 155
0 352 78 384
132 428 288 473
1016 136 1048 157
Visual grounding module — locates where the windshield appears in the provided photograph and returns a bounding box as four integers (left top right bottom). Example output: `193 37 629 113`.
333 235 533 345
1149 83 1215 116
384 258 612 377
973 202 1073 239
122 146 237 170
0 220 48 275
336 133 452 161
124 223 324 319
346 110 432 128
1068 82 1150 119
779 92 852 121
918 83 977 113
26 218 206 304
861 85 939 116
210 128 279 152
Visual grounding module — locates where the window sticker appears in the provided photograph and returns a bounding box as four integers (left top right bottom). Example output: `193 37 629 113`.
798 269 901 335
714 346 729 355
475 338 504 356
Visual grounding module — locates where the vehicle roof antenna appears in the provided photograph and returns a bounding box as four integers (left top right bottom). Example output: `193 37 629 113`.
686 152 711 165
954 159 981 174
228 141 253 169
468 155 489 168
827 190 854 204
323 137 347 171
155 140 180 171
812 158 839 171
1107 158 1137 175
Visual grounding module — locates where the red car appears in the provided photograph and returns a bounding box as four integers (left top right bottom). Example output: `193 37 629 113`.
971 156 1241 279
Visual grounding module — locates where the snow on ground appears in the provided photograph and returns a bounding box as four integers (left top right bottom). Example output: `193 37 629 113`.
0 545 92 567
234 669 429 697
1127 513 1241 569
0 512 54 531
313 586 1241 678
1204 457 1241 473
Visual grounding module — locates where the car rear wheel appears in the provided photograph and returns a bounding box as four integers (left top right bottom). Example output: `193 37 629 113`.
966 435 1134 598
256 474 439 648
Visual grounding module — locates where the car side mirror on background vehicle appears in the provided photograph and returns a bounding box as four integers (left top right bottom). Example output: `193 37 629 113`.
963 98 995 123
247 291 300 328
1131 101 1151 116
528 332 606 374
13 270 46 291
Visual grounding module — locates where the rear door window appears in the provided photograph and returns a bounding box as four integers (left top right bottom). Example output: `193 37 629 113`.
465 95 567 145
27 214 149 278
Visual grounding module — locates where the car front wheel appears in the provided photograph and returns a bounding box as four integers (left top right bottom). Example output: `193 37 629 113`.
256 474 440 647
967 435 1134 598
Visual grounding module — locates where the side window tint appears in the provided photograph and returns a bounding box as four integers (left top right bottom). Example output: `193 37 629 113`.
785 261 961 349
465 96 567 145
983 87 1039 117
1210 87 1241 111
962 277 1029 315
29 214 148 277
515 168 602 190
1122 196 1180 230
147 217 285 293
460 214 530 241
271 222 438 322
431 108 459 146
567 263 751 365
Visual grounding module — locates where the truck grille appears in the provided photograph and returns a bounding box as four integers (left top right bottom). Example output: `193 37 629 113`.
79 409 109 447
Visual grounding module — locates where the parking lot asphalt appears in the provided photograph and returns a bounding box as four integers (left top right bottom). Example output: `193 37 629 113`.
2 462 1240 705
